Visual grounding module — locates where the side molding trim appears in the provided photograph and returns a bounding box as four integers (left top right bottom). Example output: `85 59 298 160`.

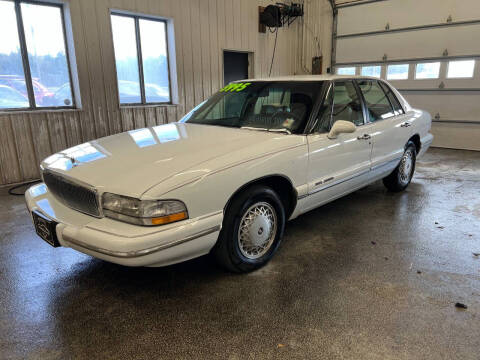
299 156 402 200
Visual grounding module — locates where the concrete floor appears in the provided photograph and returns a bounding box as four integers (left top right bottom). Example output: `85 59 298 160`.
0 148 479 360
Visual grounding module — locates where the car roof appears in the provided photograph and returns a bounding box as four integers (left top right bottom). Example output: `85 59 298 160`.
237 74 382 82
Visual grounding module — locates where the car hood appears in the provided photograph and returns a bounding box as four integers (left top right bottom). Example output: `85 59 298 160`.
41 123 302 198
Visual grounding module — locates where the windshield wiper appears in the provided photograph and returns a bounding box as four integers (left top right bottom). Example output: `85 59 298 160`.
240 126 291 135
267 128 291 135
241 126 268 132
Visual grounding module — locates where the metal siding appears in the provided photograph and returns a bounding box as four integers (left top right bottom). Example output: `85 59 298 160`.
0 115 22 184
29 113 53 165
11 115 39 181
0 0 325 185
46 112 68 154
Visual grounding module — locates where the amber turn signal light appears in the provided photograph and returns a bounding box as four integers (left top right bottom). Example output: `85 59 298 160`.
151 211 188 225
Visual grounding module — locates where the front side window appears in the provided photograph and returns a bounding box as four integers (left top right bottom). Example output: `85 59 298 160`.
0 0 74 109
357 80 394 122
387 64 409 80
182 81 324 134
111 13 171 105
314 81 364 133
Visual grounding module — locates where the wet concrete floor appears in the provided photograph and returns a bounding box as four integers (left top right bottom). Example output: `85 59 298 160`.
0 148 479 359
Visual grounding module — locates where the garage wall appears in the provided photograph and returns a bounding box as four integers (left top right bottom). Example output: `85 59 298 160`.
333 0 480 151
0 0 332 186
298 0 333 75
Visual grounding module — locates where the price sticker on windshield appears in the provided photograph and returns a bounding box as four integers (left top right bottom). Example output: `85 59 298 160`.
220 83 252 92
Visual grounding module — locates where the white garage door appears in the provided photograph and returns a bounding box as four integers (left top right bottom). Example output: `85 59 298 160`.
333 0 480 151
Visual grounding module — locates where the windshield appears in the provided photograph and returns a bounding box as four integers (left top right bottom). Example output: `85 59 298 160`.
181 81 324 134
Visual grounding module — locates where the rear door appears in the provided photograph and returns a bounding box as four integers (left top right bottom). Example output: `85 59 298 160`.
356 79 409 170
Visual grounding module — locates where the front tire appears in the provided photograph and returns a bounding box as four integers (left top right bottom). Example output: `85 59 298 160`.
383 141 416 192
213 185 286 273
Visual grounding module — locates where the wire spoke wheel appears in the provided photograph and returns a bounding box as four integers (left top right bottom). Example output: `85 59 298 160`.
237 202 278 260
398 148 414 186
214 185 285 272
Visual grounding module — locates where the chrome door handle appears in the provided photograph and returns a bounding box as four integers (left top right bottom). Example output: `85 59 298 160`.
401 122 411 127
357 134 371 140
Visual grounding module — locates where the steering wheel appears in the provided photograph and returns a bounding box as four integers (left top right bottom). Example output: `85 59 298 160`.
270 110 300 126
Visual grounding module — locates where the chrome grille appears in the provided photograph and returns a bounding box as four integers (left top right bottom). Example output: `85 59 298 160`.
43 171 100 217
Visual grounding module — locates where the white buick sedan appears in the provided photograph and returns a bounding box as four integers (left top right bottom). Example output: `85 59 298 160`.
26 75 433 272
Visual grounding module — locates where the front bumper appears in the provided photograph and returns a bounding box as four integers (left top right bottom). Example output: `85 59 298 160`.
25 183 223 267
419 133 434 158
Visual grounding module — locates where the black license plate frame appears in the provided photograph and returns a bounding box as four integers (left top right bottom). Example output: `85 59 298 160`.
32 210 60 247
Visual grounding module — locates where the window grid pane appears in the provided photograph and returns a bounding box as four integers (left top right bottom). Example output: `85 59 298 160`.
0 0 73 110
111 15 142 104
21 2 73 107
0 0 29 109
336 67 356 75
139 19 170 103
361 66 381 78
387 64 409 80
447 60 475 78
415 62 440 79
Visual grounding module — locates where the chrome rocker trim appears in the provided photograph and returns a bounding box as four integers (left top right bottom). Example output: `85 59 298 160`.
298 157 402 200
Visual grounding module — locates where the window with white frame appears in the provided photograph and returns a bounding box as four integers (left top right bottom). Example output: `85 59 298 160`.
361 65 381 78
387 64 409 80
447 60 475 78
0 0 75 110
336 67 356 75
415 62 440 79
111 13 171 105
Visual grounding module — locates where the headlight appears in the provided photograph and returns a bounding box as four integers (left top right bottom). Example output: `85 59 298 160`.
102 193 188 226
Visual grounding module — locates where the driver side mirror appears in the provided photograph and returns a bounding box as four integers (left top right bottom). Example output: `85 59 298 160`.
327 120 356 139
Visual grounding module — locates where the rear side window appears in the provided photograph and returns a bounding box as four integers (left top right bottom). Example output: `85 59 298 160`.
379 82 404 115
357 80 394 122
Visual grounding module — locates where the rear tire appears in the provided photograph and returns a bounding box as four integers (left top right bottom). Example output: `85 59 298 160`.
383 141 416 192
213 185 285 273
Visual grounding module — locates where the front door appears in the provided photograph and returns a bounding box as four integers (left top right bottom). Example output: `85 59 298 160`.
304 80 372 212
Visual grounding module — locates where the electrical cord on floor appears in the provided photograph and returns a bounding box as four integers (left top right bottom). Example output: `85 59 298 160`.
8 180 41 196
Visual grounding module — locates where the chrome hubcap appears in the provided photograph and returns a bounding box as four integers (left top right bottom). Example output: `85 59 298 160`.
399 149 414 185
238 202 277 259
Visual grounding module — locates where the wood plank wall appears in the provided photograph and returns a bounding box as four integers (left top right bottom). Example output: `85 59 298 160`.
0 0 330 186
